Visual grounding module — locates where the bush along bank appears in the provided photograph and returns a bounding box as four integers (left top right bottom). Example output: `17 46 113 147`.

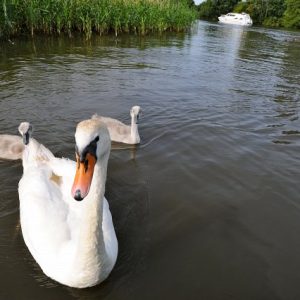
0 0 197 39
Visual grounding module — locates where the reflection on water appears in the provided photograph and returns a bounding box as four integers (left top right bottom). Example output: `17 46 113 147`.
0 21 300 299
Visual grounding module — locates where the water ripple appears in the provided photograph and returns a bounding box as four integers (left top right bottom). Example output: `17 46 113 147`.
0 21 300 299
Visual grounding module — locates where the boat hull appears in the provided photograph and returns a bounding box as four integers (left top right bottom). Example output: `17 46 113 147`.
218 13 253 26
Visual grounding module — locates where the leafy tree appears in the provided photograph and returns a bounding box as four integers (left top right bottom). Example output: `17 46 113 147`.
233 1 248 13
186 0 196 7
216 0 240 15
194 0 299 28
263 0 286 26
283 0 300 28
234 0 286 26
198 0 217 19
198 0 239 20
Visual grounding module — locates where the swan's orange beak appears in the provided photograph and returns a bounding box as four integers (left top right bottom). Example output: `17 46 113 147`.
71 153 97 201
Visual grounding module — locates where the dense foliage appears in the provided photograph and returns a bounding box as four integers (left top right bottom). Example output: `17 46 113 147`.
197 0 300 29
0 0 197 39
283 0 300 28
233 0 286 27
198 0 239 21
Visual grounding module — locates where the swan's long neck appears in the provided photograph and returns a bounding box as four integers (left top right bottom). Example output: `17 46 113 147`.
131 115 139 143
74 155 110 283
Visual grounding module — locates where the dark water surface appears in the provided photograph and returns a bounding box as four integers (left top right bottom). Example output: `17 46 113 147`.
1 21 300 299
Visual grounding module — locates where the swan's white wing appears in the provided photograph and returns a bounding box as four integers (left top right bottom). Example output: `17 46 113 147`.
46 156 77 203
19 164 71 265
19 139 74 266
103 198 118 266
22 138 54 170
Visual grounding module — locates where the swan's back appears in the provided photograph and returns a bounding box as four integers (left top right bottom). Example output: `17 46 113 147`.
92 115 131 141
0 134 24 160
91 105 141 144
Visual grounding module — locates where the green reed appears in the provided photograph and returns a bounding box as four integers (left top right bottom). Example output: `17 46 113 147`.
0 0 196 39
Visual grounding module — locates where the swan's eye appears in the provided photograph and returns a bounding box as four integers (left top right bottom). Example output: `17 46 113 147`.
94 136 99 143
75 154 80 169
84 159 88 172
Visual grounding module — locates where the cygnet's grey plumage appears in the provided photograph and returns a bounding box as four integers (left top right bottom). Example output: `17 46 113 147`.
92 106 141 144
0 105 141 162
0 134 24 160
0 123 33 160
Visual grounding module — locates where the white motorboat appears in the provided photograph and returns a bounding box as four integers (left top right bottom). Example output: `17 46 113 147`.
218 12 253 26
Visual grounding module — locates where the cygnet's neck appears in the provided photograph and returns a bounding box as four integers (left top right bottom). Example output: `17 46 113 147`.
131 115 140 143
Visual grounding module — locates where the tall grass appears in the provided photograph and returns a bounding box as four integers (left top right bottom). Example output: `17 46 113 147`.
0 0 196 39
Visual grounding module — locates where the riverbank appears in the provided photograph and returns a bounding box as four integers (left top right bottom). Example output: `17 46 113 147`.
0 0 197 39
197 0 300 30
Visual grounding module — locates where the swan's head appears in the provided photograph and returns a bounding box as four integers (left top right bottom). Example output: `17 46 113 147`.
18 122 33 145
130 106 141 124
71 118 111 201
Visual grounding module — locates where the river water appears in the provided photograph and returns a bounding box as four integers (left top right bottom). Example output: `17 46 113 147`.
0 21 300 299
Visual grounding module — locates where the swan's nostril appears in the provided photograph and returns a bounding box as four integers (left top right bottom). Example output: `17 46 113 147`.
74 189 83 201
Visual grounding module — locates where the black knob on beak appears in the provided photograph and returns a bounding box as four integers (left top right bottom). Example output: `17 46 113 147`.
74 189 83 201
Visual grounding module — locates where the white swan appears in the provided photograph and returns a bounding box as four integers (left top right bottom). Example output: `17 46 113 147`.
0 134 24 160
93 105 141 144
18 120 118 288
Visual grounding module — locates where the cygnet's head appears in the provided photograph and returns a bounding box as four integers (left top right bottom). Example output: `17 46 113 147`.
130 106 141 123
18 122 33 145
71 118 111 201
